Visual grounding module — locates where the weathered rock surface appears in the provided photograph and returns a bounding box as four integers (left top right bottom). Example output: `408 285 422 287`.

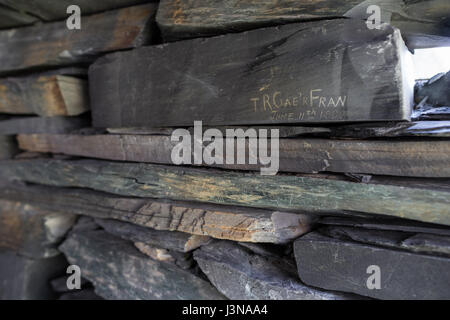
90 19 413 128
0 199 76 258
0 0 153 21
319 226 450 257
415 72 450 107
0 75 88 116
294 232 450 299
134 242 194 270
0 251 67 299
0 159 448 226
17 133 450 177
59 229 225 300
0 4 38 29
0 4 158 75
156 0 450 48
194 240 358 300
95 218 211 252
0 182 312 244
0 135 18 159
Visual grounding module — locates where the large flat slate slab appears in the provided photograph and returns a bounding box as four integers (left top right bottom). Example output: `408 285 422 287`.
0 183 312 244
0 4 158 75
194 240 359 300
17 133 450 177
0 159 448 226
59 229 225 300
90 19 413 128
156 0 450 48
293 232 450 299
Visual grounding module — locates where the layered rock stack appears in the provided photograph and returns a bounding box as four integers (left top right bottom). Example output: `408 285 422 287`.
0 0 449 300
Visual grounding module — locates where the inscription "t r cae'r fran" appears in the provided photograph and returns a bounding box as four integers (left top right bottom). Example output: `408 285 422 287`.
250 89 347 113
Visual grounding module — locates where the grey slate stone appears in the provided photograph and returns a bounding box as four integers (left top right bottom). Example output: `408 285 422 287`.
294 232 450 299
95 218 212 252
59 229 225 300
415 72 450 107
318 226 450 257
0 251 67 299
194 240 359 300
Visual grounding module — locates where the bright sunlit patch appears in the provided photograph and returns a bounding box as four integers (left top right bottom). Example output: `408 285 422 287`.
413 47 450 80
